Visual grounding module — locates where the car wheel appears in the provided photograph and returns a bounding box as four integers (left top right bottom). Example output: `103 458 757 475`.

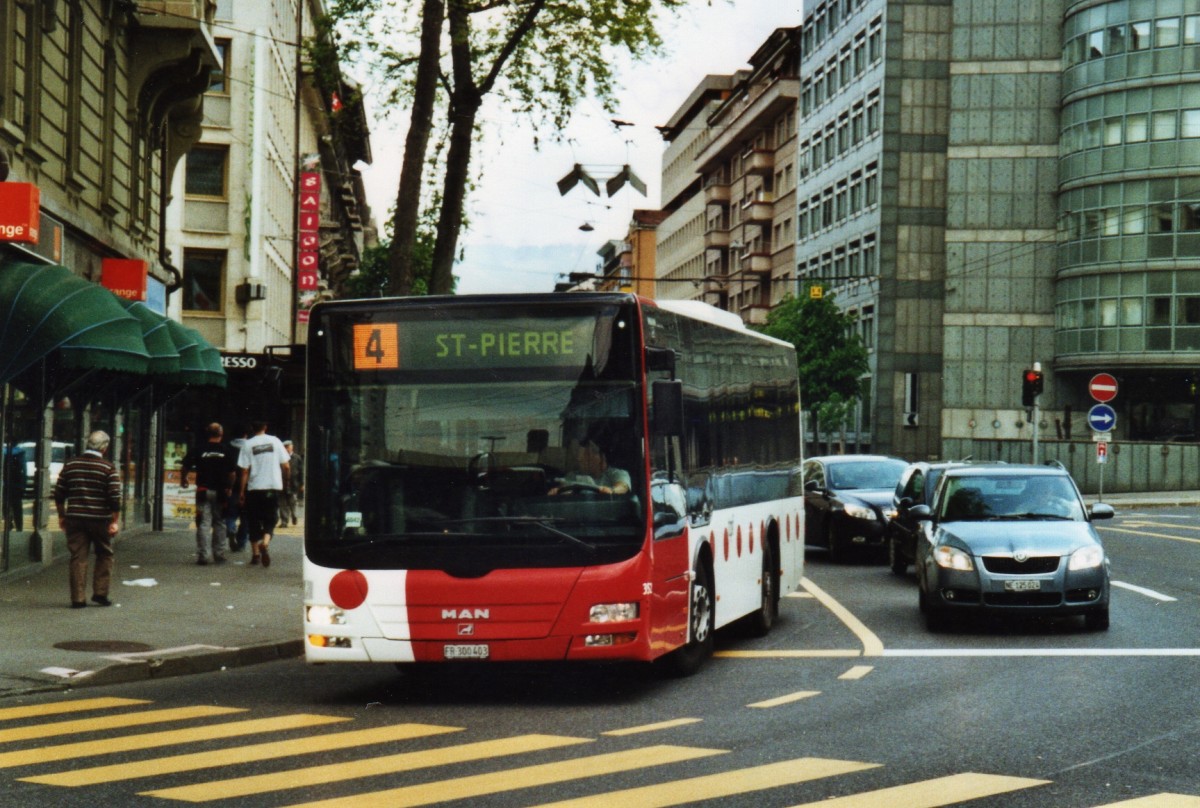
745 540 779 637
660 560 715 677
918 585 950 631
827 520 849 563
888 536 906 576
1084 606 1110 631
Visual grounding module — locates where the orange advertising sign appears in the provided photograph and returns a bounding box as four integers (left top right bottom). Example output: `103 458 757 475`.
101 258 149 301
0 183 40 244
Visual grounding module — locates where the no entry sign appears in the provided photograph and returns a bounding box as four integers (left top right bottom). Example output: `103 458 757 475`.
1089 373 1118 402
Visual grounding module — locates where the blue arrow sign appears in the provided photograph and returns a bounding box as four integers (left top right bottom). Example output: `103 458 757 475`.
1088 403 1117 432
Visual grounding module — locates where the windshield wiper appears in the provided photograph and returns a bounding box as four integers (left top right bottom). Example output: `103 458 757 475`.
1011 513 1074 520
434 516 598 554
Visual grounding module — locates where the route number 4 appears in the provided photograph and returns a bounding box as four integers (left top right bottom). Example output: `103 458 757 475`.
352 323 399 370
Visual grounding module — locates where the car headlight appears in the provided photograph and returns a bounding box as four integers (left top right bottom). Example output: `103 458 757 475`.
842 502 877 521
1068 545 1105 570
933 545 974 571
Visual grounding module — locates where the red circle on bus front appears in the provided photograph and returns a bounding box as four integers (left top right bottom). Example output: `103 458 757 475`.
329 569 369 610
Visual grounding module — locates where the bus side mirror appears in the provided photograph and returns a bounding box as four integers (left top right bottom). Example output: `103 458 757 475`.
653 380 684 437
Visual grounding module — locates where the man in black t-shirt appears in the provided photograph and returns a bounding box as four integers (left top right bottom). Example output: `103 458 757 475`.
180 423 239 565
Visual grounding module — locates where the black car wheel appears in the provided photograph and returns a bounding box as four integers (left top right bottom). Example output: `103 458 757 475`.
1084 605 1110 631
888 535 907 576
827 520 849 563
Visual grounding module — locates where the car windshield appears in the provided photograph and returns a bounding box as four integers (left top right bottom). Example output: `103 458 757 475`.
828 459 908 490
937 474 1085 521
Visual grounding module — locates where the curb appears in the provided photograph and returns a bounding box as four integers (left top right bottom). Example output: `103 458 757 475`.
0 640 304 697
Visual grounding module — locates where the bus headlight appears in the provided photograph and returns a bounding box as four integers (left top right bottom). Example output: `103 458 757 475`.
589 602 639 623
306 605 347 625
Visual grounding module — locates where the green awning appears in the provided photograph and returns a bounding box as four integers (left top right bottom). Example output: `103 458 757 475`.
0 262 150 384
163 319 226 388
118 299 182 375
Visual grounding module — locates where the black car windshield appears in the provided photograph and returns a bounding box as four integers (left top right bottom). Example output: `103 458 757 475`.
828 459 908 490
938 474 1085 521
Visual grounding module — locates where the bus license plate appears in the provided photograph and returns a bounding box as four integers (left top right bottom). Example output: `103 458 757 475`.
1004 580 1041 591
444 644 489 660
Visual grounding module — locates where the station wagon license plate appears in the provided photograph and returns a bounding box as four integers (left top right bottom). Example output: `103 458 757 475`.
1004 580 1041 592
444 644 489 660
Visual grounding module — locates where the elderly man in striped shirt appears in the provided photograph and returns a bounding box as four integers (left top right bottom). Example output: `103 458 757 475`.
53 431 122 608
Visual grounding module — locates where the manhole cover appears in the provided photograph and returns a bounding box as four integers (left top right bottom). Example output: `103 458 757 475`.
54 640 155 653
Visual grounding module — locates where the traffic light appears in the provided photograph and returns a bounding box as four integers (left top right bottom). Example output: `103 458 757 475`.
1022 368 1044 407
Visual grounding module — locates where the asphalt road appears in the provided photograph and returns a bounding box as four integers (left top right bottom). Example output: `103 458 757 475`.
0 506 1197 807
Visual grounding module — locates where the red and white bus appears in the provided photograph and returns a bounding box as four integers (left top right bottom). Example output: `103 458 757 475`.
303 293 803 674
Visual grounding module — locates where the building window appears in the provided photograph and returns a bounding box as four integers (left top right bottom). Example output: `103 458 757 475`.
209 40 231 94
185 146 229 198
183 250 225 312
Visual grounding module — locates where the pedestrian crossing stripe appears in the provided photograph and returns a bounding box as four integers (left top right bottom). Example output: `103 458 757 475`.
277 745 727 808
21 723 462 787
785 773 1050 807
0 714 349 769
529 757 880 808
0 705 244 744
0 697 150 722
140 734 593 802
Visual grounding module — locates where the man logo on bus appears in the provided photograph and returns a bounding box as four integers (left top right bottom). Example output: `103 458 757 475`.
443 608 490 620
458 624 475 636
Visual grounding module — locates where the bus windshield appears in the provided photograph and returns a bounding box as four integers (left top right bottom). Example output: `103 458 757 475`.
306 302 646 572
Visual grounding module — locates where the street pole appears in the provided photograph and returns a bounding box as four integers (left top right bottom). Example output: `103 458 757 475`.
1032 401 1039 465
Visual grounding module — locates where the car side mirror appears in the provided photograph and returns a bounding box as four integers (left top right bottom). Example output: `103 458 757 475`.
898 496 914 510
804 479 821 493
1089 503 1115 520
909 504 932 521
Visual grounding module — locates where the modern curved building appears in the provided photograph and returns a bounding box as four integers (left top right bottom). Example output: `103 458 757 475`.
653 0 1200 488
1058 1 1200 441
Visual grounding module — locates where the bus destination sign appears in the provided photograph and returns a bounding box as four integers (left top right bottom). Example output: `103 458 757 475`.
351 318 592 371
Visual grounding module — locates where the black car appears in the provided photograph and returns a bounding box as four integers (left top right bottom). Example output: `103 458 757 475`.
803 455 909 561
913 464 1113 631
886 461 970 575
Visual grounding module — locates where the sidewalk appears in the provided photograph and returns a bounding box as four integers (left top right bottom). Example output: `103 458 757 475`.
0 491 1197 699
0 519 304 698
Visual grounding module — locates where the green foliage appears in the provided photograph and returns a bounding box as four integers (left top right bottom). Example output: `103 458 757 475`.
757 294 870 415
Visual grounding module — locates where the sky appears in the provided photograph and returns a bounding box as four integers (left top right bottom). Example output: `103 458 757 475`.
356 0 804 295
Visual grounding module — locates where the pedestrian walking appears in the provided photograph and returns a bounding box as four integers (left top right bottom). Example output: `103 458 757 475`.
179 422 238 565
225 426 250 551
53 431 121 608
237 420 290 568
277 439 303 527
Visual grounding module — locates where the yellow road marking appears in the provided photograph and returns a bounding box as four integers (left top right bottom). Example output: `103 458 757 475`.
748 691 821 708
0 697 150 722
0 706 244 744
1097 795 1200 806
531 757 880 807
801 577 885 657
0 714 348 769
602 718 702 736
22 723 461 787
141 734 592 802
786 772 1049 807
1101 525 1200 545
279 745 727 808
839 665 873 680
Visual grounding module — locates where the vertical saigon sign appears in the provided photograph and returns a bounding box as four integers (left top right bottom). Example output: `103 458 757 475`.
297 155 321 324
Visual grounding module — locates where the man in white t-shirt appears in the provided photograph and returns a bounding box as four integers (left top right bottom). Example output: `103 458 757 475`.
237 420 290 568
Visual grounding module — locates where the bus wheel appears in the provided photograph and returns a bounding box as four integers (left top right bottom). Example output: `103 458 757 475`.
660 561 714 677
744 541 779 637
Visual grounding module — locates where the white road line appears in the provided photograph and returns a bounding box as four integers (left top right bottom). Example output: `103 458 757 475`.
882 648 1200 657
1112 580 1177 602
